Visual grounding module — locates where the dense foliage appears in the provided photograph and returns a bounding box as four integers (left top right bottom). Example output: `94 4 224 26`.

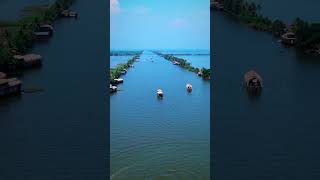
0 0 75 67
110 55 140 84
154 52 210 80
216 0 320 53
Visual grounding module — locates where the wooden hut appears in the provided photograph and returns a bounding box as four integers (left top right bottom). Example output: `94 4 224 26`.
281 32 297 45
244 70 263 93
13 54 42 68
0 78 22 97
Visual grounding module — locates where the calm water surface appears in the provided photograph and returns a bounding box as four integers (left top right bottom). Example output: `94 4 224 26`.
213 7 320 180
0 0 54 20
111 51 210 180
0 1 108 179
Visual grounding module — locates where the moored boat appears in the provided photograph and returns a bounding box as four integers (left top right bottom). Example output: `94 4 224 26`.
281 32 297 45
114 78 124 84
173 61 180 65
110 84 117 93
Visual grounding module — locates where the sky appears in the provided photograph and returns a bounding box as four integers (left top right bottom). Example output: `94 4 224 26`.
110 0 210 50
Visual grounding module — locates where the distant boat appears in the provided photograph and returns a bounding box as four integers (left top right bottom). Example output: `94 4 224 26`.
157 89 164 97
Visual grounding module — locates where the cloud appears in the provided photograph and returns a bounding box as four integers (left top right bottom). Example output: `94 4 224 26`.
170 18 188 28
110 0 120 14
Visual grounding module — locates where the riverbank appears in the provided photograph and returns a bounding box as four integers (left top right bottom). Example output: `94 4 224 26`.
110 54 141 85
0 0 76 73
154 51 210 80
213 0 320 56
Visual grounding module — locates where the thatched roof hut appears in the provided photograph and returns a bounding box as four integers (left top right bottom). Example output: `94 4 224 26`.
244 70 263 91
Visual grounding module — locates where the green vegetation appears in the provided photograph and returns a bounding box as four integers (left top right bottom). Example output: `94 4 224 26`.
154 52 210 80
110 55 140 84
293 18 320 51
0 0 75 69
218 0 278 33
110 51 143 56
216 0 320 54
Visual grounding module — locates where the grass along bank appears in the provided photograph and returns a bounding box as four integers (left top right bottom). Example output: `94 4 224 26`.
213 0 320 55
154 51 210 80
110 54 141 85
0 0 76 71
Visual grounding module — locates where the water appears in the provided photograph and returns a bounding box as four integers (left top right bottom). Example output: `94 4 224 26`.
0 0 54 20
250 0 320 23
213 8 320 180
0 1 108 179
110 55 134 68
111 51 210 179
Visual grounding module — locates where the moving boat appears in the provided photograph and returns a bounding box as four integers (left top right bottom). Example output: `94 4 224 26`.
244 70 263 93
157 89 164 97
186 83 192 92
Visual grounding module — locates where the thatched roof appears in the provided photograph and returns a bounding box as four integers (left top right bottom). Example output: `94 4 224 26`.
244 70 263 84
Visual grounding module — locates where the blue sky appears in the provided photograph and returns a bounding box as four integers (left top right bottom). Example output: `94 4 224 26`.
110 0 210 50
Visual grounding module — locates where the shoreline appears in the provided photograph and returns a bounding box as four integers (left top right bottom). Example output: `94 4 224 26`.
0 0 76 74
212 0 320 56
154 51 211 80
0 0 76 97
110 54 141 87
